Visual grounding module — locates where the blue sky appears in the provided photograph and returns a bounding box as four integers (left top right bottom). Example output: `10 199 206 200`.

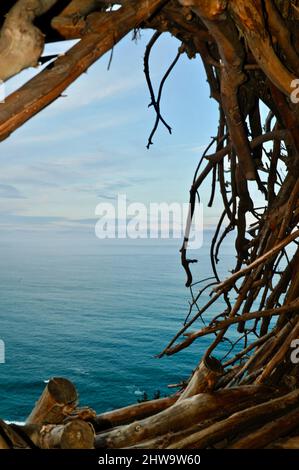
0 31 221 235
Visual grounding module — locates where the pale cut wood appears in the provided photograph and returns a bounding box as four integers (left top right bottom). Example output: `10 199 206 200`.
94 395 177 431
178 356 223 401
38 420 94 449
127 419 216 449
26 377 78 425
9 420 94 449
0 0 58 81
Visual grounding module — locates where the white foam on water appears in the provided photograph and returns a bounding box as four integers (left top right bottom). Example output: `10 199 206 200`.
4 421 25 426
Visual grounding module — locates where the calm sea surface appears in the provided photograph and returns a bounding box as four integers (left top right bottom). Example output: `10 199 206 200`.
0 230 235 421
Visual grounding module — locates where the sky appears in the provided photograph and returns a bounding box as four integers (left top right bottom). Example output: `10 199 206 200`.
0 30 222 238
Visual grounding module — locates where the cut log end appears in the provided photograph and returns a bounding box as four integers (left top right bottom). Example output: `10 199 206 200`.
47 377 77 404
59 420 95 449
26 377 78 425
178 356 224 401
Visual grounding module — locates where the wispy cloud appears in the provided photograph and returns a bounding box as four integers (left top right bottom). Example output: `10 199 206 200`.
70 218 96 225
0 184 25 199
96 194 117 201
51 75 143 112
6 112 136 146
188 144 208 154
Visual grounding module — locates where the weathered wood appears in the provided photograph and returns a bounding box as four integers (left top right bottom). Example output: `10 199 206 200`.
95 386 275 448
215 230 299 294
163 295 299 357
230 406 299 449
51 0 116 39
178 356 223 401
0 0 298 450
26 377 78 425
0 420 14 449
57 0 109 17
0 0 168 143
0 0 58 81
36 419 94 449
270 435 299 449
0 435 10 449
229 0 296 96
168 388 299 448
215 365 242 389
264 0 299 76
127 419 216 449
93 396 177 431
0 419 31 449
66 406 97 423
8 419 94 449
182 0 256 180
256 318 299 383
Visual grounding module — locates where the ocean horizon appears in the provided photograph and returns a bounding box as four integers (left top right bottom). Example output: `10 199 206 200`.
0 228 235 422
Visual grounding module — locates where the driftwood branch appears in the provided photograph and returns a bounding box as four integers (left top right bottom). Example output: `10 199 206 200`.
0 0 168 142
95 386 274 448
1 0 299 450
0 0 58 81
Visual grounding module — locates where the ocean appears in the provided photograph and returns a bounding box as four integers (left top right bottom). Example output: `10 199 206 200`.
0 229 234 422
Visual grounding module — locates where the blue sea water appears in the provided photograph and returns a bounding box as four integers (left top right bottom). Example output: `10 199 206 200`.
0 230 235 422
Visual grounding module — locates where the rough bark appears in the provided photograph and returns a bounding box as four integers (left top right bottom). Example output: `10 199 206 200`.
95 386 276 448
34 419 95 449
94 395 177 431
0 0 58 81
229 0 297 96
230 406 299 449
169 388 299 448
26 377 78 425
270 435 299 449
0 0 299 450
0 0 168 142
178 356 223 401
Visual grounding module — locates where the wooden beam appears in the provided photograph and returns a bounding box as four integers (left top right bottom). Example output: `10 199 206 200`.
169 388 299 449
95 386 275 448
94 395 177 431
231 406 299 449
0 0 168 142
